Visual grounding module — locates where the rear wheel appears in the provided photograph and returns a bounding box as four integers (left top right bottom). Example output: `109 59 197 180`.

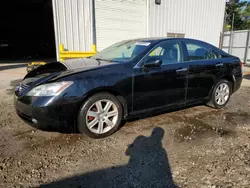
207 79 232 109
78 93 123 138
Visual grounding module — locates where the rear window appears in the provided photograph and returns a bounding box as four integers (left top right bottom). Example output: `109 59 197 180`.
186 43 219 61
213 48 232 58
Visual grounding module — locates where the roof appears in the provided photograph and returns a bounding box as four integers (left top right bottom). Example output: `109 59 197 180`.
128 37 205 43
119 37 215 48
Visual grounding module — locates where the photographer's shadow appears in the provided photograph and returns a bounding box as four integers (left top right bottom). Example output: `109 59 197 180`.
41 127 177 188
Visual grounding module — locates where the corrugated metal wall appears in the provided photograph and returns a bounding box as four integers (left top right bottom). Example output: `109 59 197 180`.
95 0 147 51
148 0 226 47
222 30 250 64
52 0 93 60
52 0 226 60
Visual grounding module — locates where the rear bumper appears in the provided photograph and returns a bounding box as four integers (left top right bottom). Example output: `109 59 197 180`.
14 95 80 131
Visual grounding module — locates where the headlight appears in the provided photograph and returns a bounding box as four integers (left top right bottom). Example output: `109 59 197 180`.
26 81 73 96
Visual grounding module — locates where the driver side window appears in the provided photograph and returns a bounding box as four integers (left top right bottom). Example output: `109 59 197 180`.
147 41 183 65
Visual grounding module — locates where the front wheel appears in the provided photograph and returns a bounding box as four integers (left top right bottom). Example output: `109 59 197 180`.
207 79 232 109
78 93 123 138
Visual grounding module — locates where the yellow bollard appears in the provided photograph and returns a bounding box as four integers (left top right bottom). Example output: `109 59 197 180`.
92 44 97 52
59 44 97 61
59 44 65 61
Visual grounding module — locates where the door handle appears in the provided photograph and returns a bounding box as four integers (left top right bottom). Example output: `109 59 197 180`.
215 63 224 67
176 68 188 72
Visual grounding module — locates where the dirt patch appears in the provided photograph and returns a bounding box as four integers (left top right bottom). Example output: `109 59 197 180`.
224 111 250 123
6 79 22 95
174 116 233 142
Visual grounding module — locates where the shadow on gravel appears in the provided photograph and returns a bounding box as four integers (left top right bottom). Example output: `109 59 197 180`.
41 127 178 188
243 74 250 80
6 79 23 95
0 63 27 71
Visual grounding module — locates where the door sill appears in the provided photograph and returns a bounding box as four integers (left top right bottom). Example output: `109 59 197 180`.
128 102 185 118
128 99 205 120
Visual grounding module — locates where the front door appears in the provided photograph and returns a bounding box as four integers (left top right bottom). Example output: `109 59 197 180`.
133 40 188 112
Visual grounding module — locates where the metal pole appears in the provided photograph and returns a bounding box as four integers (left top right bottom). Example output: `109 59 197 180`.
231 13 235 32
92 0 97 52
146 0 150 37
220 3 227 49
244 31 250 64
229 31 234 54
52 0 60 61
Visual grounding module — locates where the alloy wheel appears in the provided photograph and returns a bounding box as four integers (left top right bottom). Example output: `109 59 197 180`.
85 99 119 134
215 83 230 105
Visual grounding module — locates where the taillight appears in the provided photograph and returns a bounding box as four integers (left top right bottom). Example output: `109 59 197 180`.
240 61 243 67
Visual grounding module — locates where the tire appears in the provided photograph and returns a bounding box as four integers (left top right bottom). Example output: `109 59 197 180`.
206 79 232 109
77 92 123 138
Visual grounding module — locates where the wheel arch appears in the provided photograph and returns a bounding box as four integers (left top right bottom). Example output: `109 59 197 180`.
208 75 235 100
220 75 235 92
221 75 235 93
80 87 129 119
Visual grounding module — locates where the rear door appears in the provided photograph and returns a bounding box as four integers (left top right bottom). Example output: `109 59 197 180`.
182 40 224 101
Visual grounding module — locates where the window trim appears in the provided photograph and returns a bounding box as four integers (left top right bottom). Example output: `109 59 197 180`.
134 40 184 68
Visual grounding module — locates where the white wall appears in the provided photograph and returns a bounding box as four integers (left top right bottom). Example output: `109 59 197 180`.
95 0 147 51
52 0 226 60
52 0 93 60
148 0 226 47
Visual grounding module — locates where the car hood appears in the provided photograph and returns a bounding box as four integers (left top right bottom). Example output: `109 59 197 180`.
23 58 117 86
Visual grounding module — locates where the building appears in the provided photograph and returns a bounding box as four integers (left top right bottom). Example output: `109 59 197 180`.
1 0 226 61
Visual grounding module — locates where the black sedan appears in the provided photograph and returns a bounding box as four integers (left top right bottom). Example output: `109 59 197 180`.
14 38 243 138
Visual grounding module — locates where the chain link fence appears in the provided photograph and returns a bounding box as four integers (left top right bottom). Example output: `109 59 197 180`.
222 30 250 66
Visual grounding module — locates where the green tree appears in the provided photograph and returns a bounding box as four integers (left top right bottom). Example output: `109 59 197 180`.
225 0 248 30
241 1 250 28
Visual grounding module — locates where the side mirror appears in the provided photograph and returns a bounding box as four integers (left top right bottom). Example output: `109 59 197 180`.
144 58 162 68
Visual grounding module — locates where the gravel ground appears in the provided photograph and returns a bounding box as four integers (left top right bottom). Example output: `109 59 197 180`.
0 66 250 188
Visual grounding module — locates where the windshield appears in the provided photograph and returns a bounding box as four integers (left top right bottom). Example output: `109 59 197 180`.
91 40 151 62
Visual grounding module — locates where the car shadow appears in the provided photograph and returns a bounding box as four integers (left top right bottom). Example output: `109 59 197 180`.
243 74 250 80
40 127 178 188
0 63 27 71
